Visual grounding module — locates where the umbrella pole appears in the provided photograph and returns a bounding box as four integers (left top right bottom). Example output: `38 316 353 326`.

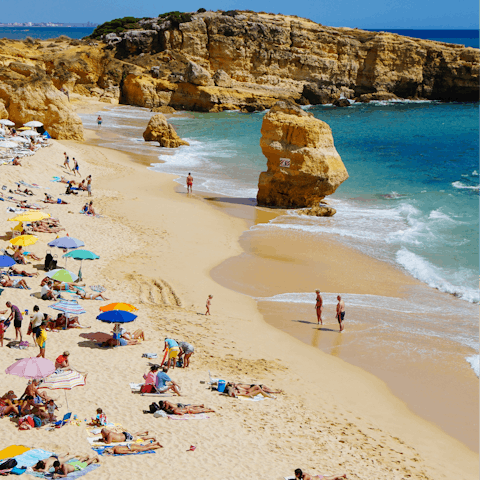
65 390 69 410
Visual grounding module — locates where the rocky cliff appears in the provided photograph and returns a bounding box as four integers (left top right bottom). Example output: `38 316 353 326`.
143 113 189 148
257 101 348 208
0 11 477 134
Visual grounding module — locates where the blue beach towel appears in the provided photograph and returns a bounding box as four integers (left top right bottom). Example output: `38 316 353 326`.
13 448 53 468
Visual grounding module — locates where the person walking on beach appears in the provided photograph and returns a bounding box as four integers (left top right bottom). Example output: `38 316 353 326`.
336 295 345 332
87 175 92 197
97 115 102 126
73 158 79 176
186 173 193 193
315 290 323 325
36 322 47 358
1 302 23 341
205 295 213 316
63 152 71 171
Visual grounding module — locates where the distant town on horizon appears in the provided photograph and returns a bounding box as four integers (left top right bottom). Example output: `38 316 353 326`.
0 22 98 27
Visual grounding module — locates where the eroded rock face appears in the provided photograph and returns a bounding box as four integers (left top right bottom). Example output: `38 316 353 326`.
299 205 337 216
257 101 348 208
213 69 233 88
143 113 189 148
185 61 213 86
0 77 84 140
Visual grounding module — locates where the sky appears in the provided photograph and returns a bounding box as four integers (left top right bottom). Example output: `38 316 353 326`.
0 0 478 29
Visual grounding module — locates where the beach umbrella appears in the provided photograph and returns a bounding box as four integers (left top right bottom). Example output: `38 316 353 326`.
50 300 86 315
40 370 86 409
97 310 137 323
0 119 15 126
62 249 99 261
48 237 84 250
18 130 40 136
8 211 50 222
0 255 16 268
9 137 29 143
99 303 138 313
12 222 24 232
23 121 43 128
46 268 78 283
5 357 55 379
9 234 38 247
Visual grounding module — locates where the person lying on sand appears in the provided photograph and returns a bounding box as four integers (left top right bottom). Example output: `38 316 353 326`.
99 428 156 444
294 468 347 480
44 194 68 205
103 442 163 455
121 328 145 341
15 185 34 195
0 276 29 289
102 336 139 347
13 247 27 264
51 456 99 478
225 383 282 398
51 280 84 293
49 313 89 330
158 400 215 415
8 266 38 277
15 246 40 261
33 454 75 473
77 290 109 301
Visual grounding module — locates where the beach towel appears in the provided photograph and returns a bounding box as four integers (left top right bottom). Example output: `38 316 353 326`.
19 181 43 189
26 461 100 479
92 446 156 457
142 353 158 359
89 285 106 293
13 449 53 468
167 413 210 420
0 446 30 461
238 394 270 401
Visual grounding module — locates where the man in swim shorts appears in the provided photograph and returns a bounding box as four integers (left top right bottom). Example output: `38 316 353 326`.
186 173 193 193
104 442 163 455
164 338 180 370
294 468 347 480
99 428 155 443
336 295 345 332
315 290 323 325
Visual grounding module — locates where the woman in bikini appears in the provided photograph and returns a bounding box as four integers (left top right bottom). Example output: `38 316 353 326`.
103 442 163 455
315 290 323 325
294 468 346 480
225 383 282 398
158 400 215 415
78 291 109 301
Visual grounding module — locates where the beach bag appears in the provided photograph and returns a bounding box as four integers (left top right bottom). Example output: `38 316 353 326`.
10 467 26 475
33 416 42 428
44 251 53 271
48 255 58 271
149 402 160 413
0 459 17 471
141 384 155 394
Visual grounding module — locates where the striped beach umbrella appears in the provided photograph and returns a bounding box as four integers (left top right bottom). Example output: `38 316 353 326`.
40 370 86 409
50 300 86 315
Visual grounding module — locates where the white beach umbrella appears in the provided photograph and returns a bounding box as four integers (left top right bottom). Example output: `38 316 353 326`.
18 130 40 136
0 119 15 126
0 140 20 148
23 121 43 128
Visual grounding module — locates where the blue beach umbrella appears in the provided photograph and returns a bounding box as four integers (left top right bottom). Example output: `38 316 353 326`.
48 237 85 250
0 255 16 268
96 310 137 324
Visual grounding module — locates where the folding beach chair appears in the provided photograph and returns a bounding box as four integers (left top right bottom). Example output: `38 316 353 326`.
54 412 72 428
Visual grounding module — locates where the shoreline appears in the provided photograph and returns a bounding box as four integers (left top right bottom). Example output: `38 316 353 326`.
76 101 478 451
76 127 478 476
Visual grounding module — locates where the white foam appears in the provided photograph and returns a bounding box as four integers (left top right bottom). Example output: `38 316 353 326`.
466 355 480 377
452 181 480 190
396 247 480 303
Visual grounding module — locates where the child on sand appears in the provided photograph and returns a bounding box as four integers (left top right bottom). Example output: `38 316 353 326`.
47 399 58 422
89 408 107 426
205 295 213 315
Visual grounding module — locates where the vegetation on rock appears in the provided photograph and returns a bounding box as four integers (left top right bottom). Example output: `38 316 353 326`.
89 17 142 38
158 11 193 27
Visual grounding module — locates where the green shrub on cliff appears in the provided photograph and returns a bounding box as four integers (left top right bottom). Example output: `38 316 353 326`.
158 11 192 27
89 17 141 38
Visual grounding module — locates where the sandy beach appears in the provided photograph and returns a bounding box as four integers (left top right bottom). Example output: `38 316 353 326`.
0 105 477 480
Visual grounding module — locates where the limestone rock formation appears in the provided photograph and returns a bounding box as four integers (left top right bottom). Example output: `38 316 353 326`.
143 114 189 148
257 101 348 208
333 98 351 107
299 205 337 216
185 61 213 86
151 105 176 113
302 84 334 105
213 69 233 88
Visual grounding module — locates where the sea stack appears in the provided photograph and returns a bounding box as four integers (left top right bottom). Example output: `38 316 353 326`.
143 114 189 148
256 101 348 209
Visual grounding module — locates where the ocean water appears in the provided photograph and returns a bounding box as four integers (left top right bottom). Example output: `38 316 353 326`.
0 27 94 40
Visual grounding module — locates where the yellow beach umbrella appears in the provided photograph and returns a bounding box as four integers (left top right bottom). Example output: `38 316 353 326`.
18 126 31 130
99 303 138 313
9 234 38 247
8 211 50 222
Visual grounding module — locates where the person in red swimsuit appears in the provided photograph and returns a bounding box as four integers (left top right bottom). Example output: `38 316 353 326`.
186 173 193 194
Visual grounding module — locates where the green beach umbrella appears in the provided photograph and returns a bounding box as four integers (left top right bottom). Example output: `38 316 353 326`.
46 268 78 283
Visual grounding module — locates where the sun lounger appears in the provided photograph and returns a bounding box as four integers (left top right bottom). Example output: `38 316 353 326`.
54 412 72 428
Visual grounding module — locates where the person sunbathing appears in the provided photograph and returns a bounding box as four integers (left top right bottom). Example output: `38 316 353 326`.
51 313 89 330
8 266 38 277
294 468 347 480
103 442 163 455
51 280 83 293
158 400 215 415
121 329 145 341
102 336 139 347
33 454 75 473
99 428 156 444
78 180 87 191
78 290 109 301
44 194 68 205
0 276 29 289
225 383 282 398
51 456 99 477
24 380 51 403
12 157 22 166
15 186 34 195
0 392 19 417
13 247 27 264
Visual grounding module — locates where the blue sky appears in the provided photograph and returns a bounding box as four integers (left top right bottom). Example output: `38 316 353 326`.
1 0 478 29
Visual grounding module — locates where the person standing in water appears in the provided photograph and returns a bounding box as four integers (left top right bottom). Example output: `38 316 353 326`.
186 173 193 194
336 295 345 332
315 290 323 325
205 295 213 316
97 115 102 126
